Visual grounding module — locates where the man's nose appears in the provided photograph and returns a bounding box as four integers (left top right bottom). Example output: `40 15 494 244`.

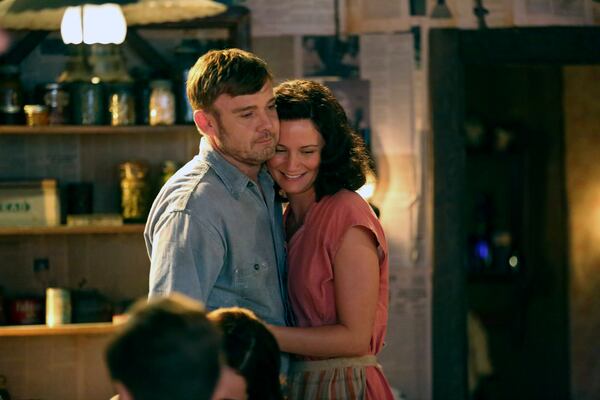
258 109 276 131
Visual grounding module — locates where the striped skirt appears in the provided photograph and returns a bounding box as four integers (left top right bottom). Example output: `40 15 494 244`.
287 355 380 400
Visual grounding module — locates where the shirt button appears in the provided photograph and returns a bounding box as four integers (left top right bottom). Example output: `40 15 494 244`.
253 264 260 270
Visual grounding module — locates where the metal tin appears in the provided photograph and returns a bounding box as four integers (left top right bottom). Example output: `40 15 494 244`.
8 297 43 325
46 288 72 326
23 104 49 126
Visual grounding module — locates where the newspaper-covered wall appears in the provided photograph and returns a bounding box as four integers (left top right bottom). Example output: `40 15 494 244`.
360 32 431 400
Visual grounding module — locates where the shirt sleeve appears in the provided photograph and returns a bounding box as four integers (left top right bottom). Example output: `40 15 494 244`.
148 210 225 305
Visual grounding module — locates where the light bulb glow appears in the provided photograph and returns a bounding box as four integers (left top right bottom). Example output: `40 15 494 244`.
61 4 127 45
61 6 83 44
356 172 377 201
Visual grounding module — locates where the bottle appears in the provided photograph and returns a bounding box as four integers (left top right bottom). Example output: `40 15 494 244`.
149 80 176 126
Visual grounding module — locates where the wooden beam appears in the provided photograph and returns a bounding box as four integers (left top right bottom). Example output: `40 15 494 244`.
429 28 469 400
0 31 49 65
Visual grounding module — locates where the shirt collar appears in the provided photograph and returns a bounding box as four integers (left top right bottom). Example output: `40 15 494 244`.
199 137 273 198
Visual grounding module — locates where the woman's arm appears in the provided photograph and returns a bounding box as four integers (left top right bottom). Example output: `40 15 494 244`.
270 226 380 358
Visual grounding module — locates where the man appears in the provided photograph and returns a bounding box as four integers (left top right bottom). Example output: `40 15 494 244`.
105 294 221 400
144 49 289 329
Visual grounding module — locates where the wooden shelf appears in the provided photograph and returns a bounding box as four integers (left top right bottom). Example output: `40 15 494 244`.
0 224 144 236
0 322 117 337
0 125 196 136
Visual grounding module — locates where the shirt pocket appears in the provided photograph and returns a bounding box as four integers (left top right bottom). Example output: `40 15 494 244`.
234 260 272 298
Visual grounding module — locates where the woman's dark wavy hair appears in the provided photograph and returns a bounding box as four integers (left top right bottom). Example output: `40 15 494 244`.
208 307 284 400
274 79 372 200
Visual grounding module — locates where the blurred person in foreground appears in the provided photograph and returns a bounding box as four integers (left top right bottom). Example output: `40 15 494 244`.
105 294 221 400
209 307 284 400
266 80 394 399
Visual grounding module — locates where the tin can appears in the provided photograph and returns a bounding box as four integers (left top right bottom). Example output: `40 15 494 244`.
23 105 49 126
8 297 43 325
46 288 72 326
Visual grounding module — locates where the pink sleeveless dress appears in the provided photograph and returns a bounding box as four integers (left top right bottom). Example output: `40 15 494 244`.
286 190 394 400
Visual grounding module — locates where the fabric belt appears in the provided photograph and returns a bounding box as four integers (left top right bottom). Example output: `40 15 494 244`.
289 355 379 373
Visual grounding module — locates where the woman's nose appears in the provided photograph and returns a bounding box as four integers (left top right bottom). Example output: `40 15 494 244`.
285 152 299 170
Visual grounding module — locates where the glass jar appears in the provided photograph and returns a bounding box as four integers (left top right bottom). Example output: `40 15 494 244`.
149 80 175 126
119 161 150 222
71 80 105 125
160 160 180 187
0 64 25 125
44 83 70 125
107 82 136 126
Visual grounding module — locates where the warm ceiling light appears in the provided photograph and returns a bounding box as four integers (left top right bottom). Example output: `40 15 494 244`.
60 4 127 44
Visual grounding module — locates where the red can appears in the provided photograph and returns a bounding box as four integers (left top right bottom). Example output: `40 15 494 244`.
8 297 44 325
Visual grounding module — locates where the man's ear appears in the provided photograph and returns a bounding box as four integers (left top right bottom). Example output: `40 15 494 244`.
114 381 134 400
194 110 215 137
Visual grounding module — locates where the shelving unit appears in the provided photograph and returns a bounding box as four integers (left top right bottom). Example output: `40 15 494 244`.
0 322 117 337
0 224 144 236
0 124 196 135
0 7 251 400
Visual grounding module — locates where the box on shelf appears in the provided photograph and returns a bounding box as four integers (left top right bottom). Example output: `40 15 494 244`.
0 179 60 226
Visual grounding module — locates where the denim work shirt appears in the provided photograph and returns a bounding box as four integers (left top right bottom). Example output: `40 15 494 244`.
145 138 289 327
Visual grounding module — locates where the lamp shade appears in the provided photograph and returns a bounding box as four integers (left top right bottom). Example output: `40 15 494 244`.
61 4 128 44
0 0 227 30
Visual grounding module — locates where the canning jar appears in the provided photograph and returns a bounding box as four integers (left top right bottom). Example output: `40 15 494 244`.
149 80 175 126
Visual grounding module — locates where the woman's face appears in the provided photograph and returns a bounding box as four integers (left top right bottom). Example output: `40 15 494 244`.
211 366 248 400
267 119 324 197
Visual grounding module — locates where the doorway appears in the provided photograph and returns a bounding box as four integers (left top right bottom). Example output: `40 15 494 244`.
429 27 600 400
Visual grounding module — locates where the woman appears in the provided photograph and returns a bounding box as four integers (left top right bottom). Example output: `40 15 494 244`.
209 307 284 400
267 80 393 399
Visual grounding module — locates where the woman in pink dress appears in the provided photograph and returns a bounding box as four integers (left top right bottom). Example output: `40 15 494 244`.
267 80 394 400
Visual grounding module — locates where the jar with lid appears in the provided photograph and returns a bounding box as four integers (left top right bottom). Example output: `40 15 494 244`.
119 161 150 223
160 160 180 187
0 65 25 125
149 80 176 126
43 83 70 125
107 82 136 126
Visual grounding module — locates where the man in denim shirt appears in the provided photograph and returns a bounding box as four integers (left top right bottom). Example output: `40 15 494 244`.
145 49 289 331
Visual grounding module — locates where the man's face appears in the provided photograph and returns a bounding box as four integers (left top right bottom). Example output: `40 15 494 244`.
207 82 279 174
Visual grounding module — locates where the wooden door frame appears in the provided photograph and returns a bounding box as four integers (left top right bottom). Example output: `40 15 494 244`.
429 26 600 400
